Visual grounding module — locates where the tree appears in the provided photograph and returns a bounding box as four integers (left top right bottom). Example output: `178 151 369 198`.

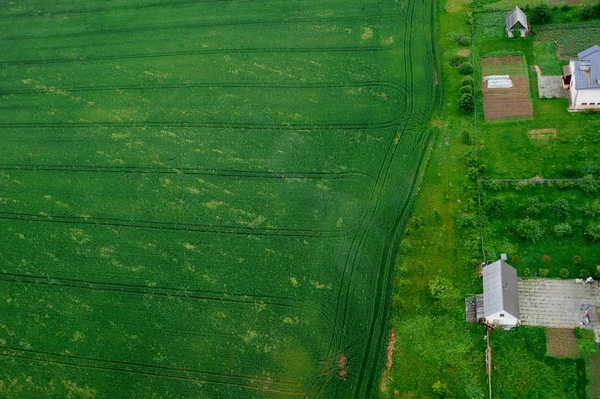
516 217 544 243
459 93 474 112
461 76 474 86
551 198 569 218
461 130 472 145
585 222 600 242
460 85 473 95
579 174 599 193
458 62 474 74
553 222 573 237
432 380 450 398
521 196 543 217
512 27 522 38
559 268 569 279
529 4 552 24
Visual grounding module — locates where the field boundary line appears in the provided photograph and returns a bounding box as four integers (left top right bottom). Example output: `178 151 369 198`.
0 211 364 238
0 14 400 41
0 43 403 67
0 347 305 394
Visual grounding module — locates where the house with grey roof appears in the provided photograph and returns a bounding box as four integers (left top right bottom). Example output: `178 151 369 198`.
505 6 528 38
563 45 600 110
465 258 520 329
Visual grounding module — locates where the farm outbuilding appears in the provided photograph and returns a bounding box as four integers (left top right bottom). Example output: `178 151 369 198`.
505 6 528 38
465 259 521 329
563 45 600 110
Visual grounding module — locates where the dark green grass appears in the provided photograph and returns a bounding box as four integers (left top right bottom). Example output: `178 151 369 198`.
533 41 562 75
0 0 439 397
491 327 587 399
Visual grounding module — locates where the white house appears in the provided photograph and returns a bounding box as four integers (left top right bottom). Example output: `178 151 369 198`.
482 259 520 328
563 45 600 111
505 6 528 38
465 258 521 329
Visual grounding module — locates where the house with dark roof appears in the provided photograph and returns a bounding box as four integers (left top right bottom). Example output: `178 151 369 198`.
563 45 600 110
465 258 520 329
505 6 528 38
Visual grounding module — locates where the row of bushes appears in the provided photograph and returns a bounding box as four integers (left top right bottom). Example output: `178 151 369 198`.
486 196 600 220
513 217 600 243
458 66 474 112
521 266 593 279
481 174 600 192
526 4 600 24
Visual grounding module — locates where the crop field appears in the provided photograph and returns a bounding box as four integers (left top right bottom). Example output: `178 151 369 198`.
536 21 600 58
0 0 438 398
481 56 532 121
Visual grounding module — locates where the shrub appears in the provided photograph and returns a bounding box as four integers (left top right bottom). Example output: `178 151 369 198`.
582 199 600 217
551 198 569 217
461 130 472 145
559 268 569 279
461 76 474 86
580 269 590 279
521 196 543 217
516 218 544 243
529 4 552 24
523 267 531 277
461 214 475 228
432 380 450 398
543 255 551 263
453 33 471 46
460 85 473 95
574 255 581 264
459 93 474 112
561 165 576 178
458 62 474 74
413 215 424 228
539 268 550 277
511 254 519 263
428 276 450 300
486 197 504 217
584 222 600 242
553 222 573 237
579 174 599 193
511 27 521 38
579 4 600 20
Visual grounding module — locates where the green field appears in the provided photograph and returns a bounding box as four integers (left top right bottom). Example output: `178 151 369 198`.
0 1 438 397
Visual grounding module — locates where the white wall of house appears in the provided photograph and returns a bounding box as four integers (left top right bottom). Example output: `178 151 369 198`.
569 60 600 110
485 311 519 327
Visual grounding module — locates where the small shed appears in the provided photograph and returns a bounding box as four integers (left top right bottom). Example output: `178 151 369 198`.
482 260 520 328
505 6 528 38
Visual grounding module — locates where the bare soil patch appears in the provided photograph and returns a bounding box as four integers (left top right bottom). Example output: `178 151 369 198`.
483 75 533 121
457 49 470 57
529 128 557 139
336 352 347 379
547 328 580 357
379 328 397 393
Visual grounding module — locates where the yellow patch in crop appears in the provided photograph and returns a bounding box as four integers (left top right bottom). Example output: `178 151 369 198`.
183 242 196 250
43 195 52 200
283 316 301 325
336 218 344 228
70 228 90 244
361 27 374 40
55 200 69 208
242 329 258 343
311 280 332 290
186 187 201 195
203 200 224 209
62 379 96 399
289 277 299 287
99 246 114 258
72 331 85 342
16 233 24 239
381 36 395 46
316 182 330 191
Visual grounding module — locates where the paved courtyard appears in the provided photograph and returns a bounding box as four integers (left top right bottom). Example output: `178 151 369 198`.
519 278 600 341
534 65 568 99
